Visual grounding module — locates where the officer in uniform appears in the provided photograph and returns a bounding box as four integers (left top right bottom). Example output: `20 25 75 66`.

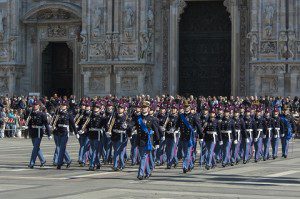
53 100 77 169
87 102 105 171
132 101 160 180
272 108 283 159
156 104 168 166
129 102 141 166
263 110 273 161
243 108 255 164
103 101 115 164
165 103 180 169
203 109 219 170
231 109 245 165
220 108 235 167
77 102 92 166
27 101 51 168
199 106 209 167
254 108 265 162
111 102 131 171
178 101 202 173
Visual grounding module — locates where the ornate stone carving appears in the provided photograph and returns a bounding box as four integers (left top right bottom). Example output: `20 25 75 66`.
89 76 105 92
178 0 187 22
29 27 37 43
69 26 81 38
92 7 104 37
261 76 278 93
139 31 153 61
278 31 288 59
47 25 67 38
247 32 258 60
147 8 154 28
112 34 120 60
120 44 136 57
0 77 9 93
104 34 112 60
0 10 6 41
9 37 17 62
260 41 277 54
124 7 135 29
288 31 296 59
90 43 105 58
252 64 285 74
263 5 275 38
121 76 138 91
0 46 8 61
80 34 87 60
36 9 72 20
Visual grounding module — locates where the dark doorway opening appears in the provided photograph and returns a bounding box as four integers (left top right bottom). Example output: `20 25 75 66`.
42 42 73 97
179 1 232 97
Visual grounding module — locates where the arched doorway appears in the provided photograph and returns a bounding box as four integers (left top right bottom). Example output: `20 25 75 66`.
178 1 231 97
42 42 73 97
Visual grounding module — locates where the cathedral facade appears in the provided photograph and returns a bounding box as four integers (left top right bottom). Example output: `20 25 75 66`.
0 0 299 97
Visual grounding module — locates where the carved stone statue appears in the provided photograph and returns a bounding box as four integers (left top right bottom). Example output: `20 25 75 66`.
112 34 120 60
139 32 152 60
263 5 275 38
0 11 5 40
124 7 135 28
278 32 288 59
288 31 296 59
104 34 112 59
248 33 258 60
9 37 16 61
93 7 104 37
80 34 87 60
147 9 154 28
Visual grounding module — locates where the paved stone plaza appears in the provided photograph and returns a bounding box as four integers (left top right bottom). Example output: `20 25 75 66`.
0 137 299 199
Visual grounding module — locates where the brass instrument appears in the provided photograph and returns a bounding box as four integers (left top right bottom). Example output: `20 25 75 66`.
107 113 116 135
74 112 80 122
75 114 83 126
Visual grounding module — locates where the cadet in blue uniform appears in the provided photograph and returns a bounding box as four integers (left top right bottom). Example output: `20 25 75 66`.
231 109 245 165
254 108 265 162
263 110 273 161
156 104 168 166
103 101 114 164
243 108 255 164
111 102 131 171
272 108 283 159
53 100 77 169
27 101 51 169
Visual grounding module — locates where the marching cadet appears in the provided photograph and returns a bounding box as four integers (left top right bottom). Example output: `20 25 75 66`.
280 106 295 158
86 102 105 171
243 108 255 164
53 100 77 169
165 103 180 169
75 103 85 164
111 102 131 171
77 102 92 167
263 110 273 161
220 108 235 167
27 101 51 169
231 109 245 165
129 102 141 166
178 101 202 173
214 107 224 163
272 108 283 159
132 101 160 180
103 101 115 164
203 109 219 170
199 106 210 167
156 104 168 166
253 108 265 162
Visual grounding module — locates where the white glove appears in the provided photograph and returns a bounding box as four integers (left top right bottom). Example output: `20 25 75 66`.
155 145 159 150
263 135 266 139
106 132 111 137
122 123 128 129
48 136 52 140
254 138 258 142
76 134 80 139
161 127 166 132
246 138 250 143
78 130 83 134
161 136 165 141
219 141 223 145
234 140 238 145
200 139 204 143
281 134 285 138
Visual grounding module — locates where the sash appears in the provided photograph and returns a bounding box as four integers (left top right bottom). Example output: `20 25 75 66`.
180 114 195 147
138 116 154 151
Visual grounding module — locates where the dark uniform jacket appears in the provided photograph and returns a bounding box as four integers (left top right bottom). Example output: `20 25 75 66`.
53 109 77 135
28 111 50 138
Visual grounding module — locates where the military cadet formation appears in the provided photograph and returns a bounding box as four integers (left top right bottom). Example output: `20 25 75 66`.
25 95 299 180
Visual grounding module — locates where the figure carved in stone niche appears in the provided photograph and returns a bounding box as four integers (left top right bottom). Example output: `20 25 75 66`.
9 37 16 61
288 32 296 59
264 5 275 38
147 9 154 28
80 34 87 60
248 33 258 60
139 31 152 60
0 11 5 40
112 34 120 60
104 35 112 59
278 32 288 59
124 7 135 28
0 47 8 60
93 7 104 37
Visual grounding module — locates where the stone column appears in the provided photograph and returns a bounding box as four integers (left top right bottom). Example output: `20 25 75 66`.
82 71 91 96
279 0 287 30
251 0 259 31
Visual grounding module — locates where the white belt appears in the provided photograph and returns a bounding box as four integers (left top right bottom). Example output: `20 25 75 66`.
90 128 103 141
206 131 217 143
58 124 69 128
32 125 43 138
256 129 263 140
267 128 272 138
132 130 137 135
274 128 280 138
246 129 253 140
236 130 241 141
113 129 126 142
221 130 232 140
